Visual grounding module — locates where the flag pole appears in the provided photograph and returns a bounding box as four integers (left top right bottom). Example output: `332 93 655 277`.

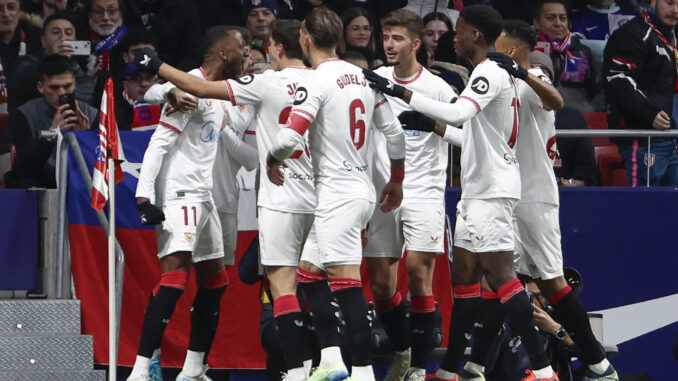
108 157 117 381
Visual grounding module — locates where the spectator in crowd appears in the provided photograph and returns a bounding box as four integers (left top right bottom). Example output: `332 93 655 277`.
244 0 277 51
604 0 678 186
7 12 95 112
247 44 269 74
404 0 459 27
554 107 600 186
127 0 202 72
339 7 377 67
533 0 603 112
492 0 539 22
0 54 97 188
420 12 453 66
197 0 243 33
21 0 72 29
572 0 638 40
0 0 41 113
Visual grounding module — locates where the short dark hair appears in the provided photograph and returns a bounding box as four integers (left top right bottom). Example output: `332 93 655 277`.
502 19 537 50
200 26 234 56
422 11 453 33
534 0 569 20
39 54 73 80
271 19 303 60
304 7 343 49
42 11 74 35
381 9 425 40
459 5 503 45
119 25 157 53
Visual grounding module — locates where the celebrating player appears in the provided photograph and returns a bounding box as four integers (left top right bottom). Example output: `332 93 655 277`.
364 5 559 381
267 7 406 381
128 26 245 381
362 9 456 381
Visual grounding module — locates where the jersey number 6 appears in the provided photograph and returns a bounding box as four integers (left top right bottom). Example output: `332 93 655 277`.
349 99 366 150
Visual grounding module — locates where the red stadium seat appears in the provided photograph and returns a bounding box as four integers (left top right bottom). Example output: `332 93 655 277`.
0 113 7 141
594 145 627 186
582 112 610 147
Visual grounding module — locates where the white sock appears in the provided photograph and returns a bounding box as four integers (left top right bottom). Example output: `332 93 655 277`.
533 366 555 378
319 346 344 369
130 355 151 377
436 369 456 379
351 365 374 381
588 358 610 374
463 361 485 375
182 350 205 377
410 367 425 376
303 359 313 376
288 367 307 381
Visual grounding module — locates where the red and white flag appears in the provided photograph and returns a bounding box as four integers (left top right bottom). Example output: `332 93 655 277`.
91 77 126 211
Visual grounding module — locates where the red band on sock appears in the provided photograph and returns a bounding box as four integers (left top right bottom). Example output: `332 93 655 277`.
197 269 229 289
328 278 362 292
453 283 481 299
375 291 402 312
497 278 525 304
296 268 327 284
391 167 405 183
549 285 572 305
411 295 436 313
153 270 189 295
481 289 499 300
273 294 301 318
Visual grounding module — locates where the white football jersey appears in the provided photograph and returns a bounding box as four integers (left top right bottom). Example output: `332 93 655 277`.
291 59 391 202
224 67 316 213
373 65 455 201
456 59 521 200
516 68 558 205
137 68 224 204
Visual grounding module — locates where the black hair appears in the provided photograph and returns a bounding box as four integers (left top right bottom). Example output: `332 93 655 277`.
119 25 157 53
422 12 453 33
271 19 303 60
200 25 234 56
42 11 74 35
502 19 538 50
459 5 504 45
340 49 368 64
39 54 73 80
534 0 570 20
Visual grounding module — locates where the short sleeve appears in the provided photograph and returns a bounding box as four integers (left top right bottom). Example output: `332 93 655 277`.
157 102 193 134
289 75 323 123
457 62 503 112
224 71 271 106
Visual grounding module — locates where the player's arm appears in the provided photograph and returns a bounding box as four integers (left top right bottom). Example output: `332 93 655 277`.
266 112 309 185
132 47 231 101
144 82 198 112
373 97 405 212
523 72 563 111
431 123 463 147
221 127 258 171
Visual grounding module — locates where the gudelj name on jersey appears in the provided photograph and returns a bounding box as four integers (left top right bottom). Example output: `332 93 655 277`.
336 73 367 89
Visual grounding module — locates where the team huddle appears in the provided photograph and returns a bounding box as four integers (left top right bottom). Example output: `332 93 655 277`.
126 5 618 381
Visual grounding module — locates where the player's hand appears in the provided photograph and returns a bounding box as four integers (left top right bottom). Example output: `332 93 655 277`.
362 69 406 99
653 110 671 130
532 302 560 333
487 52 528 80
398 110 436 132
379 181 403 212
137 200 165 225
168 88 197 113
266 153 287 186
132 47 163 75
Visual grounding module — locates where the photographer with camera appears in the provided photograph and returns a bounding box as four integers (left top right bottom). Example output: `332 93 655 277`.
0 54 97 188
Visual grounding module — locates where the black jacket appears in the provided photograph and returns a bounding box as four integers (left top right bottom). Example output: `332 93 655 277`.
603 12 677 140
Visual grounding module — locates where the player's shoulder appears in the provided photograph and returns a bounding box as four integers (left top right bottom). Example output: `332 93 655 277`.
374 65 392 77
473 59 508 79
420 67 456 92
528 67 552 85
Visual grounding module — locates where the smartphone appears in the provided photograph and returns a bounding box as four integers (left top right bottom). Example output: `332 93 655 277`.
63 40 91 56
58 93 76 113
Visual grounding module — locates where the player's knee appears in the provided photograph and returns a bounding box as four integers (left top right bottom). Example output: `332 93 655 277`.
197 268 229 289
370 280 395 301
153 270 189 296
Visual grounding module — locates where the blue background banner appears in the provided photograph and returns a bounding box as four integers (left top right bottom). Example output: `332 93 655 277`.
0 189 38 290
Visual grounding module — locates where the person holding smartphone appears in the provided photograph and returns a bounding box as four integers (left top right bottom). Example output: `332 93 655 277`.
0 54 97 188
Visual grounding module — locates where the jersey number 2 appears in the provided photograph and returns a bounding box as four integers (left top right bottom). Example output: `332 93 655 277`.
279 106 310 159
349 99 366 150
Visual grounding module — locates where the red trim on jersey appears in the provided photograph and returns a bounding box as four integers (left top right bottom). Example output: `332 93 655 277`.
224 80 237 106
375 292 402 312
391 167 404 183
287 112 312 135
288 66 312 70
392 65 424 84
153 270 189 295
198 66 208 80
459 96 481 113
328 278 362 292
375 99 388 109
273 294 301 317
453 283 481 299
549 285 572 305
159 121 181 134
291 109 315 122
497 278 524 304
411 295 436 313
245 130 256 135
197 269 229 289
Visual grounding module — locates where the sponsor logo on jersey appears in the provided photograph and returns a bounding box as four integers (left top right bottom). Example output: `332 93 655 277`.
236 75 254 84
430 236 439 242
293 87 308 105
184 232 196 244
475 235 484 242
471 76 489 94
200 121 219 143
546 136 559 160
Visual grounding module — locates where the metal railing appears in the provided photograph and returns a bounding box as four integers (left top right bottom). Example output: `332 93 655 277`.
43 130 125 356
